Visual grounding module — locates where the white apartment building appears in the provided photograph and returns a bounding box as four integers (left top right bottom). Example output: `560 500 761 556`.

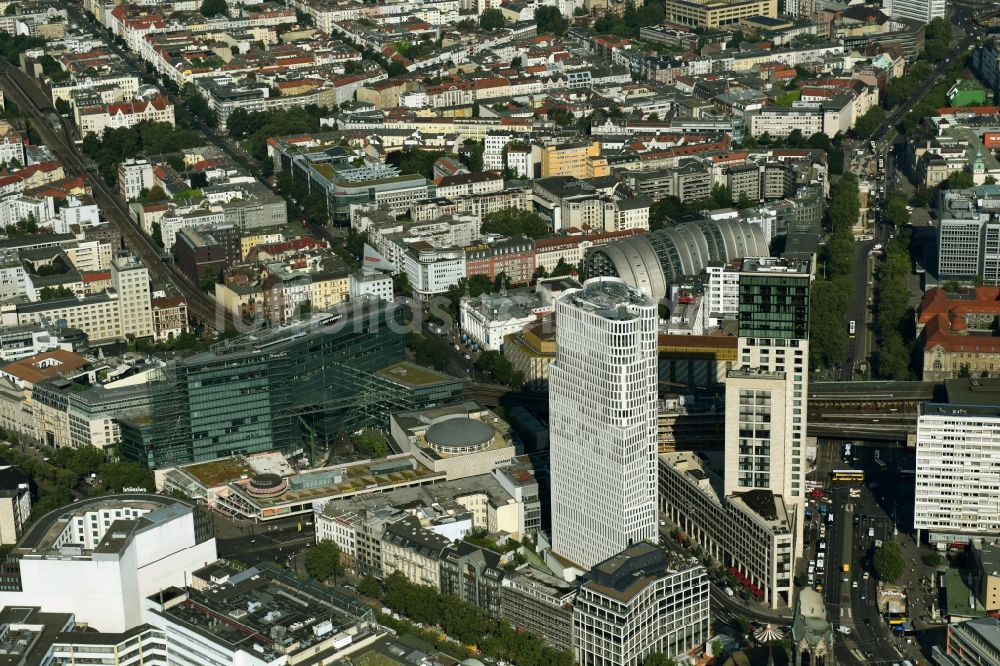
0 495 217 633
705 262 740 321
915 380 1000 545
159 204 226 250
0 194 52 229
0 120 25 167
573 542 710 666
77 95 175 138
118 158 155 201
112 253 154 339
549 278 658 570
434 172 505 199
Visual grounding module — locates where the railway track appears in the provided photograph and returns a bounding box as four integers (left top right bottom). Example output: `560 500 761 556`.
0 63 234 332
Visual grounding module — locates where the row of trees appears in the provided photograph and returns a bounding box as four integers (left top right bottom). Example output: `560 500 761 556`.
81 121 202 185
809 173 860 370
475 350 525 389
0 442 153 518
874 232 916 380
370 571 575 666
227 106 327 168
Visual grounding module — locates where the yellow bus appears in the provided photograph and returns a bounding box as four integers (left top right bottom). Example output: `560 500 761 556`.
831 470 865 483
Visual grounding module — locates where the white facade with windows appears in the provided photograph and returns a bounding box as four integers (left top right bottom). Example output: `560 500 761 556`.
118 158 155 201
573 543 710 666
886 0 946 24
0 495 217 633
112 253 154 339
705 263 740 320
915 402 1000 545
549 278 658 570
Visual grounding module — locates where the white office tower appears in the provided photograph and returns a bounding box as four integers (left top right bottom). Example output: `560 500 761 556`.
885 0 945 24
549 278 658 570
915 379 1000 546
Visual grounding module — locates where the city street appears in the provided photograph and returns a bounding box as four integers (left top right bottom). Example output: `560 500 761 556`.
810 441 943 666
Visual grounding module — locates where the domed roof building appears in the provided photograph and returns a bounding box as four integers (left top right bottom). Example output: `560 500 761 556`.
583 219 769 301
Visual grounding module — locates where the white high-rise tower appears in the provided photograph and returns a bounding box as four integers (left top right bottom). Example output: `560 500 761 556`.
549 277 658 570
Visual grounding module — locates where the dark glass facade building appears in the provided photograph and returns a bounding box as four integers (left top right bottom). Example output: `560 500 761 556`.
123 305 463 468
737 258 811 341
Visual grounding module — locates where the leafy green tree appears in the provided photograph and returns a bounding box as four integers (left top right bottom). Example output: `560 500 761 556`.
535 6 569 35
853 106 886 139
94 461 154 493
476 350 524 388
481 209 550 239
305 539 346 583
392 271 411 298
922 552 942 567
550 258 576 277
874 540 905 582
38 286 74 301
649 196 684 231
387 148 451 180
945 170 974 190
876 333 910 381
405 333 450 370
356 429 388 459
199 0 229 17
200 268 217 293
479 8 505 31
711 639 725 658
644 654 677 666
883 191 909 227
359 574 382 598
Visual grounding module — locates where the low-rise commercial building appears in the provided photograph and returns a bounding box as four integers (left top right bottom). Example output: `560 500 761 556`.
389 401 516 481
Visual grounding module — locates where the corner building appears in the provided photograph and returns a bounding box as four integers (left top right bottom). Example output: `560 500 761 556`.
549 278 658 570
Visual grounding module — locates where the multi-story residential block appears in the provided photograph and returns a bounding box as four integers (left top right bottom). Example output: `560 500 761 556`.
0 494 216 633
381 515 450 588
549 279 658 570
539 141 609 179
118 158 155 201
573 543 710 666
705 262 741 322
0 120 26 168
151 296 188 342
465 236 536 285
434 171 505 199
915 378 1000 546
439 542 505 618
77 95 175 138
111 253 154 340
460 288 549 352
174 225 243 286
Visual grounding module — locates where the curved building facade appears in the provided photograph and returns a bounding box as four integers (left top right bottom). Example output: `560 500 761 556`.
583 219 769 301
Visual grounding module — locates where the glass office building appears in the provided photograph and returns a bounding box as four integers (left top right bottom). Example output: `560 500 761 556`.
123 305 463 468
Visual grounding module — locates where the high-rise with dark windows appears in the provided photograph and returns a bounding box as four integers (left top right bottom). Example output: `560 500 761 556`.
724 257 811 558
